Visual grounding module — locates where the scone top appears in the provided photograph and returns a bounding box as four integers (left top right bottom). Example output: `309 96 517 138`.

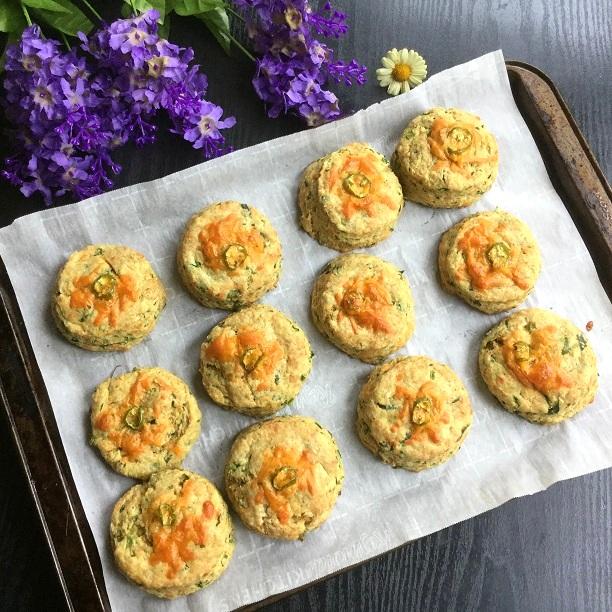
393 107 499 208
479 308 598 423
53 243 166 351
357 356 472 471
438 210 541 313
224 416 344 540
319 142 403 228
110 469 234 598
178 201 282 310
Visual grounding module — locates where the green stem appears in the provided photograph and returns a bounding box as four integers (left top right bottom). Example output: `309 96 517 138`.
61 32 71 49
228 31 255 62
21 3 32 26
80 0 103 22
226 5 245 22
129 0 137 16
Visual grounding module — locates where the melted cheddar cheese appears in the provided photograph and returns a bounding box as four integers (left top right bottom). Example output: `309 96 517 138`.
94 372 177 459
325 152 397 219
198 213 265 272
392 381 449 444
335 275 394 334
456 216 531 291
148 479 219 578
205 327 284 391
502 325 575 393
427 116 498 177
70 267 137 327
252 446 318 524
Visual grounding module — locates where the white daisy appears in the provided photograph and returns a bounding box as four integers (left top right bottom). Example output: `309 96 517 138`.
376 48 428 96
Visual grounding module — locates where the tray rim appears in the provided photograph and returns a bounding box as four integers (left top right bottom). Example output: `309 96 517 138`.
0 60 610 612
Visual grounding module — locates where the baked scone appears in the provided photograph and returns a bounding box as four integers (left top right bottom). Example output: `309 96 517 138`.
52 244 166 351
392 107 499 208
177 201 282 310
224 416 343 540
311 253 415 363
357 356 472 471
110 469 234 598
298 142 404 251
200 305 313 417
479 308 598 424
90 367 202 479
438 210 541 313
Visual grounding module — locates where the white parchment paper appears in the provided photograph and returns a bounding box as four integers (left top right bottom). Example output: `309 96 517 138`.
1 51 611 611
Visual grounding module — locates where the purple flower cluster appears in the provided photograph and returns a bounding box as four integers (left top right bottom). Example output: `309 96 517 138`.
235 0 366 126
1 11 235 204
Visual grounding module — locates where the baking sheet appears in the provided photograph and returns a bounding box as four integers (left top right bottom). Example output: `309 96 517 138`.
0 51 611 611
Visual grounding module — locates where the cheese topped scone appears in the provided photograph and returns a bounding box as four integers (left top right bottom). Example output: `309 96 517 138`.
110 469 234 599
200 305 313 417
224 416 344 540
438 210 541 313
392 107 498 208
311 253 415 363
52 244 166 351
177 201 282 310
298 142 404 251
357 356 472 471
90 367 202 479
479 309 598 424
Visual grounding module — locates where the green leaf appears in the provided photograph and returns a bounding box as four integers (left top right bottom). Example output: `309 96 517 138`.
29 0 94 35
122 0 167 22
0 0 26 33
173 0 225 16
1 30 21 71
195 7 231 54
22 0 70 13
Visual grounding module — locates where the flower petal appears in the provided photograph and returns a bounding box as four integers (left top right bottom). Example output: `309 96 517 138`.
388 81 401 96
400 81 410 93
381 57 395 69
376 67 392 76
377 75 392 86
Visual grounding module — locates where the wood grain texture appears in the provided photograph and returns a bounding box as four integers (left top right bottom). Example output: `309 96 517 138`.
0 0 611 610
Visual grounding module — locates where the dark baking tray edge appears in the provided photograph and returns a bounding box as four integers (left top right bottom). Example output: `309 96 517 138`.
0 61 610 612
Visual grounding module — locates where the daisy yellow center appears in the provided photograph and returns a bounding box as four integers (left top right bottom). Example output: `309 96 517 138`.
392 63 412 82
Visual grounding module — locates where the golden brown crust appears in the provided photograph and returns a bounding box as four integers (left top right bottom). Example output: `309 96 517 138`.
356 356 472 470
224 416 344 540
177 201 282 310
52 244 166 351
392 107 498 208
479 308 598 423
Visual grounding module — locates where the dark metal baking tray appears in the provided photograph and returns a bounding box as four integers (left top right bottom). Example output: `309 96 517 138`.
1 62 610 612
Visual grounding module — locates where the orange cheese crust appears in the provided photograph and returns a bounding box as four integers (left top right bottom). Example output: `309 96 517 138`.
110 469 234 598
224 416 344 540
356 356 472 471
479 309 599 424
90 367 201 479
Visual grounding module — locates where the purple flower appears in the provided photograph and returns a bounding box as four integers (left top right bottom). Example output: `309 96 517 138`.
235 0 366 125
2 11 235 205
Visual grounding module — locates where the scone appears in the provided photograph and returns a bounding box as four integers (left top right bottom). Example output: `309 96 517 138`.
392 107 498 208
438 210 541 313
177 201 282 310
200 305 313 417
52 244 166 351
357 356 472 471
298 142 404 251
311 253 415 363
90 367 202 479
110 469 234 598
479 308 598 424
224 416 343 540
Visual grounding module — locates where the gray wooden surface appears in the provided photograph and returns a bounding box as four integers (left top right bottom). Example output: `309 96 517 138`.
1 1 611 610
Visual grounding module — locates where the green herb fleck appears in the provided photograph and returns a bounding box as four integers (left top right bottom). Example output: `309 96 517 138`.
577 334 587 351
